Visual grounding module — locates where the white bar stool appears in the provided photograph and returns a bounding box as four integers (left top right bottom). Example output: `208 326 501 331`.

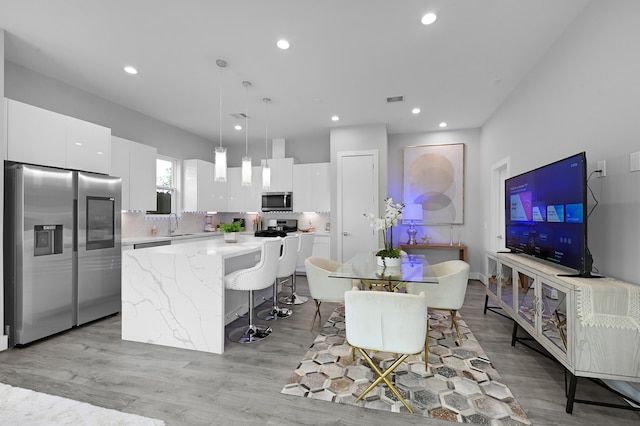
259 235 298 320
224 238 281 343
281 232 314 305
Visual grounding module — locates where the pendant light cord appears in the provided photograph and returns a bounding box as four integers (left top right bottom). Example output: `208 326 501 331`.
263 98 270 165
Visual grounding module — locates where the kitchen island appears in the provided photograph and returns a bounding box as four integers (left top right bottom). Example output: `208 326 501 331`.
122 235 273 354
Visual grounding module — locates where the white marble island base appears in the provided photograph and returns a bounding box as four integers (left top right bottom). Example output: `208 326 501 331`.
122 236 267 354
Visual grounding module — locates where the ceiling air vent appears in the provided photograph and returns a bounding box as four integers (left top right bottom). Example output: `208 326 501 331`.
386 96 404 103
230 113 248 119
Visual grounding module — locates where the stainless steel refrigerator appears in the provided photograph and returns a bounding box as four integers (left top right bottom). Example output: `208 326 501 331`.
4 163 121 346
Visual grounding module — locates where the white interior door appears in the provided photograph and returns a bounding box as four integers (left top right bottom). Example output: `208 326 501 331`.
337 151 378 262
491 157 510 251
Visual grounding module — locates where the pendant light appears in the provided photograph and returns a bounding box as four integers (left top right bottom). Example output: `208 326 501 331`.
241 81 252 187
262 98 271 191
214 59 228 182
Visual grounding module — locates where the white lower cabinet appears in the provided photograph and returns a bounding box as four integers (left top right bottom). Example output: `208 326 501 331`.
111 136 157 211
312 234 330 259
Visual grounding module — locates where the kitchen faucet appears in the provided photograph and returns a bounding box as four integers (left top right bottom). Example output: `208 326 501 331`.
168 213 179 235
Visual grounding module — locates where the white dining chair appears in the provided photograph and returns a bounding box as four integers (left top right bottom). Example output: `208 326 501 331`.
345 287 427 413
304 256 358 329
405 259 470 362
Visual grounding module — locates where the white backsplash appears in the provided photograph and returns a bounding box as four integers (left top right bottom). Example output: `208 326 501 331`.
121 211 330 239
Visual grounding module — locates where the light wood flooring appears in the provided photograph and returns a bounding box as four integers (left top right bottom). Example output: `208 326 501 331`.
0 279 638 426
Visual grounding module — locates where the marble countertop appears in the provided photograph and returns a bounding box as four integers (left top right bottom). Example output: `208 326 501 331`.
123 233 274 257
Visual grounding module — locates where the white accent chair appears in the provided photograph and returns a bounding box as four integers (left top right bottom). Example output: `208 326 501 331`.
344 287 427 414
304 256 357 329
260 235 299 321
224 238 282 343
281 232 315 305
405 260 470 361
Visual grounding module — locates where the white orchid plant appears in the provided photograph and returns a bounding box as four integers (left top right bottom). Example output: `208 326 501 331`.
363 197 405 258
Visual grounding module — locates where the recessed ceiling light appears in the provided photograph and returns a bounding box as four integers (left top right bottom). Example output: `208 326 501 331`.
234 125 242 131
276 39 290 50
412 108 421 114
331 115 340 122
421 13 437 25
439 122 448 128
123 66 138 75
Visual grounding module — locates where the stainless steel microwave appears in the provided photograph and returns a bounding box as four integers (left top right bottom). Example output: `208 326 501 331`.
261 192 293 212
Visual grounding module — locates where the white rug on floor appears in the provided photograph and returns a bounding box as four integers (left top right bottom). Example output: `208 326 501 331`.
0 382 165 425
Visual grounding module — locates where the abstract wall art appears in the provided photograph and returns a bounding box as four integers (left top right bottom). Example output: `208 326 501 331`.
403 143 464 224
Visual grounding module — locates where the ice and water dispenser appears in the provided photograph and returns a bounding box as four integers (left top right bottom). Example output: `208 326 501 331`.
33 224 63 256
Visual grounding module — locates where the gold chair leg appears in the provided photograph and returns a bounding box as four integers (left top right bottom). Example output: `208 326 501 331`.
424 315 430 371
354 347 413 413
451 310 462 345
310 300 322 330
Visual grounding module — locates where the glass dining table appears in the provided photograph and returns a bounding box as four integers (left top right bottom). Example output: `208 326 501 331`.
329 252 438 292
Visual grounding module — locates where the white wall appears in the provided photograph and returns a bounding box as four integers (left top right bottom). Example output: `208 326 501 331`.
481 0 640 284
388 129 483 275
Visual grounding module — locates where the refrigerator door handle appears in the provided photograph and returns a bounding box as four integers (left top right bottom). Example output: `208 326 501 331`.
73 199 78 252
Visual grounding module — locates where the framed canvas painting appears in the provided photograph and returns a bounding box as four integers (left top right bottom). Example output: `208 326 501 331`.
403 143 464 224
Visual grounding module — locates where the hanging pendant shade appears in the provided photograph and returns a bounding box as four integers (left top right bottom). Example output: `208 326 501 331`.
241 156 252 187
215 146 227 182
262 164 271 190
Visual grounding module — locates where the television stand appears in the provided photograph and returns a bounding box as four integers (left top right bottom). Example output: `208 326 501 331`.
484 251 640 414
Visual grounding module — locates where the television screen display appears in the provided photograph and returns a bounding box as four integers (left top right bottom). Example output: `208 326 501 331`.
505 152 589 274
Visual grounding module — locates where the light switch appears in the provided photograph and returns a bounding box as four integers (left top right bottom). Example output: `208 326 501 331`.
630 151 640 172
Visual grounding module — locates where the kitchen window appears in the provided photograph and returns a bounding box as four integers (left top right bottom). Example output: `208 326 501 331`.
146 156 180 214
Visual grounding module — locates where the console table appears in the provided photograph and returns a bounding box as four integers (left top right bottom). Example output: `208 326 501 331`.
484 251 640 413
400 243 468 262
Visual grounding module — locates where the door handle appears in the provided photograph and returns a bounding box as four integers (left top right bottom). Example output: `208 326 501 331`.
343 232 350 236
497 235 503 240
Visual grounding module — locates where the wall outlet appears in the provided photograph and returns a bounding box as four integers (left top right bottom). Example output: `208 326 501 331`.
597 160 606 177
630 151 640 172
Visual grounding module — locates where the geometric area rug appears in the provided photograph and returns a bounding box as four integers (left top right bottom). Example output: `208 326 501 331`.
0 382 165 426
281 305 531 425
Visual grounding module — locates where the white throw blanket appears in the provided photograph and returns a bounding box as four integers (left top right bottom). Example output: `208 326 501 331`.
0 382 165 425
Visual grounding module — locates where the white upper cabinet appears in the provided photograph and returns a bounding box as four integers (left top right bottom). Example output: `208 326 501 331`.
6 98 112 174
111 136 157 211
7 98 67 168
310 162 330 212
66 116 111 174
293 162 330 212
261 157 293 192
183 159 217 212
227 166 263 212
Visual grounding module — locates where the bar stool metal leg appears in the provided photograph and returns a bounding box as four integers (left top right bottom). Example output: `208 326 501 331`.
228 290 272 343
258 278 293 321
279 273 309 305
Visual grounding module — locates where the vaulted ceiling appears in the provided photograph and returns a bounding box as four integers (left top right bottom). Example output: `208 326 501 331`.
0 0 589 145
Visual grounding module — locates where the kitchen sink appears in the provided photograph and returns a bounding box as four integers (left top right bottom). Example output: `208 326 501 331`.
169 233 194 237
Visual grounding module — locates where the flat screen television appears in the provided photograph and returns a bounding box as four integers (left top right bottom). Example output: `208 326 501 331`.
505 152 596 277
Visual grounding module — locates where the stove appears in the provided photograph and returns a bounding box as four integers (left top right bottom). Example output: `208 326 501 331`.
254 230 287 238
